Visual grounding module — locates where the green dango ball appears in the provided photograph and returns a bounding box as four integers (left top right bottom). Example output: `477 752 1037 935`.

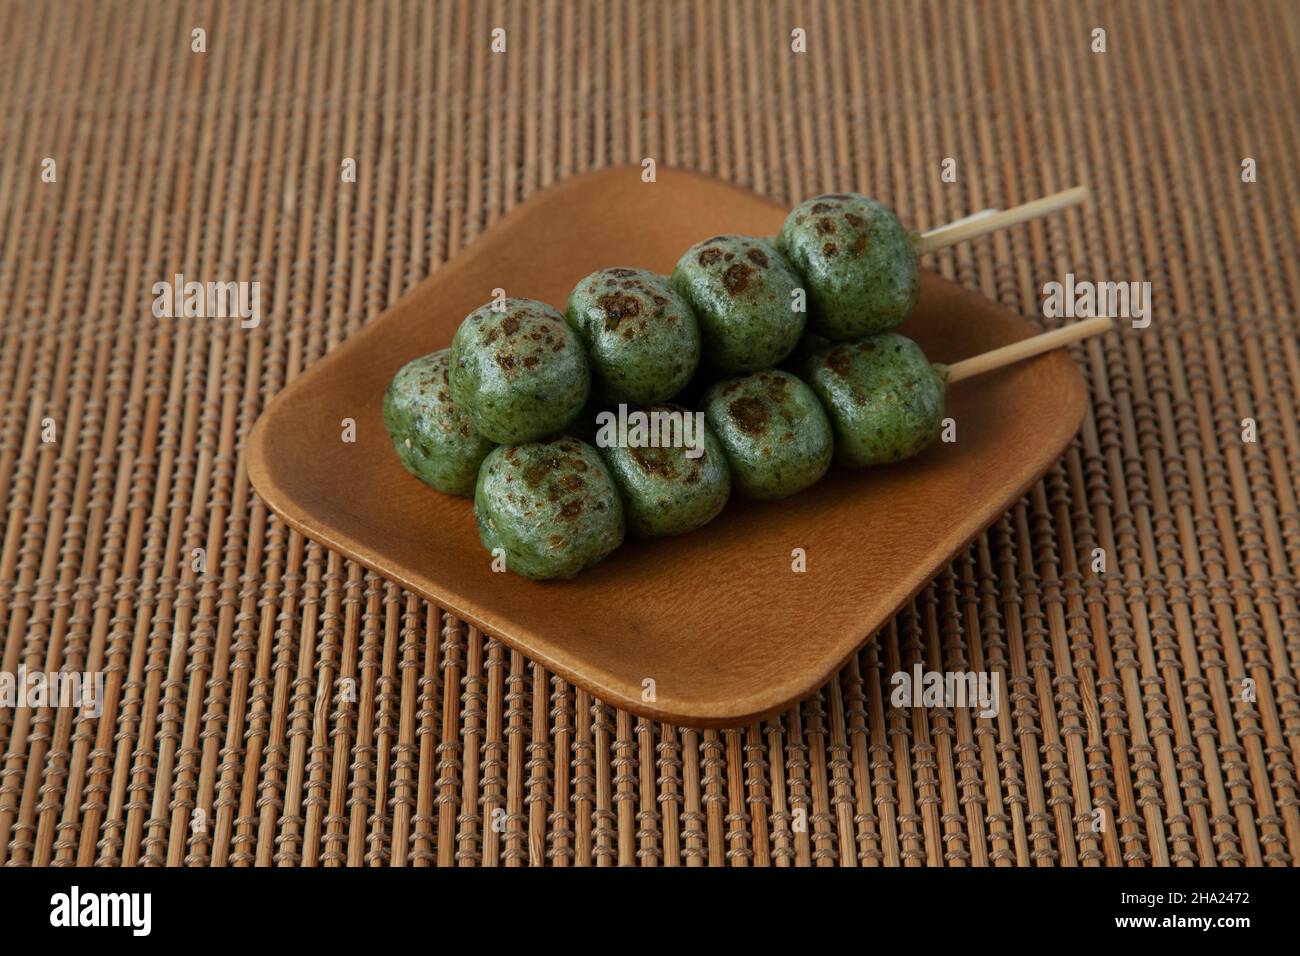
703 369 833 500
474 437 625 580
382 350 496 496
670 235 806 374
596 404 731 537
565 268 701 404
805 333 946 467
450 298 591 444
778 193 918 340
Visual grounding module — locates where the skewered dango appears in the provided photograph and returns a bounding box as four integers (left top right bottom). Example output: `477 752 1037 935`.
597 404 731 537
565 268 701 404
807 319 1114 468
474 437 624 580
387 184 1105 580
779 194 919 339
780 187 1089 340
383 349 496 496
671 235 806 373
805 334 947 467
450 298 590 443
703 369 833 500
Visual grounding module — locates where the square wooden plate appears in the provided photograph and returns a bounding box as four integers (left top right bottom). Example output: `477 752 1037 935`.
248 167 1087 729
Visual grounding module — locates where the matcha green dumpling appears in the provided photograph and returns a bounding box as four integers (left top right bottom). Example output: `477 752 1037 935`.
671 235 806 373
596 404 731 536
382 350 496 496
703 369 833 500
474 437 624 580
778 193 919 340
805 333 946 467
565 268 701 404
450 298 590 444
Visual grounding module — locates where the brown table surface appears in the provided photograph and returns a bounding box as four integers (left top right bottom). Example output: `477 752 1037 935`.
1 0 1297 866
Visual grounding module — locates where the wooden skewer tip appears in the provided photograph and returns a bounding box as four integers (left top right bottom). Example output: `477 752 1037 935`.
914 185 1090 254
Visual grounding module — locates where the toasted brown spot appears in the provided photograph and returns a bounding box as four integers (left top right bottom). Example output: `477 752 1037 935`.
728 396 769 435
597 292 641 331
560 500 583 519
484 328 499 345
697 247 723 267
561 473 585 490
496 352 516 371
826 349 851 377
684 463 701 485
823 242 837 256
522 355 539 369
523 456 560 487
548 534 566 548
630 446 677 479
765 373 790 402
746 247 769 268
501 315 522 335
816 218 836 235
850 234 868 256
811 202 832 213
722 263 752 295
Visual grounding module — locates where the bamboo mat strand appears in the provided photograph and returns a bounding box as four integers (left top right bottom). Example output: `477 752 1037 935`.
0 0 1298 867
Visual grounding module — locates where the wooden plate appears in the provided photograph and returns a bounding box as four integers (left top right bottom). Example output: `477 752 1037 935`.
247 167 1087 729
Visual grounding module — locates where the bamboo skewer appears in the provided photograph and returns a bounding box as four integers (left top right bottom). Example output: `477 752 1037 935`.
914 186 1089 254
915 207 999 246
940 315 1114 383
932 207 1000 227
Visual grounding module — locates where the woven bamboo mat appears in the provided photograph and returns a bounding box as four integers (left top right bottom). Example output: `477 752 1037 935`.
1 0 1297 868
